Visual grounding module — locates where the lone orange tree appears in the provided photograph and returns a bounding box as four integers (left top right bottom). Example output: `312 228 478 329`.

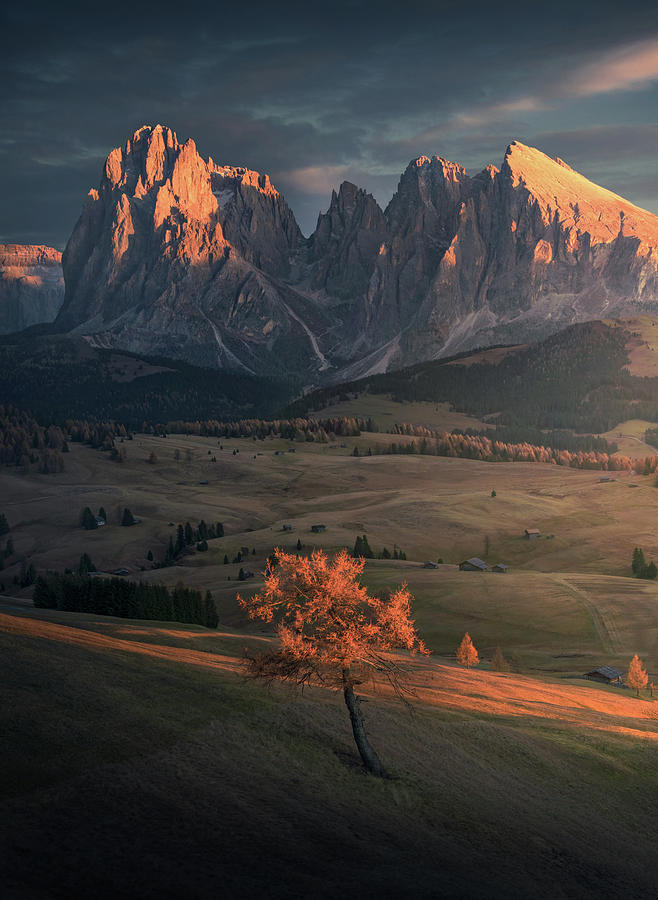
627 653 649 697
456 632 479 668
239 548 428 778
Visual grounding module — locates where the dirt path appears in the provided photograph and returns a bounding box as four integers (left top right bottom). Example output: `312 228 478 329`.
551 574 622 654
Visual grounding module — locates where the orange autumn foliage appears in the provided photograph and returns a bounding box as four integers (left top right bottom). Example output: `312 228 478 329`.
239 548 428 693
456 632 479 668
627 653 649 697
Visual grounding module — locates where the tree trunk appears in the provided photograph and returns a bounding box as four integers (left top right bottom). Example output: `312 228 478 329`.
342 668 386 777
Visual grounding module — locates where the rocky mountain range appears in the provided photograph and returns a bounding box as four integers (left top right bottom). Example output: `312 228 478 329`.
0 245 64 335
11 125 658 379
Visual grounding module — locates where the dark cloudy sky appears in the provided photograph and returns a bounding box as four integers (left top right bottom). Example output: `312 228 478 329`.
2 0 658 248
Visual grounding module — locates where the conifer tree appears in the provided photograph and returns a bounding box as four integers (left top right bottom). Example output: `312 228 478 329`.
204 590 218 629
627 653 649 697
632 547 645 576
165 536 175 566
78 553 96 576
0 513 9 536
121 508 135 527
491 646 510 672
456 632 479 668
81 507 98 530
98 507 107 522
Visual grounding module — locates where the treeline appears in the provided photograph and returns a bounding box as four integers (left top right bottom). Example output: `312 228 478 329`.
0 404 67 471
373 430 641 471
163 415 375 440
447 426 613 454
33 573 218 628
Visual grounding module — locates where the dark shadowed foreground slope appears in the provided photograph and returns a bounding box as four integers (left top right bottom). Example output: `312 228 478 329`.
2 606 657 899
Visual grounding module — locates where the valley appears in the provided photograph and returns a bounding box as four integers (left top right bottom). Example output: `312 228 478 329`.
3 431 658 672
2 431 658 897
5 6 658 897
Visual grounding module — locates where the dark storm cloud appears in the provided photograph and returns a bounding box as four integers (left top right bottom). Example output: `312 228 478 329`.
2 0 658 245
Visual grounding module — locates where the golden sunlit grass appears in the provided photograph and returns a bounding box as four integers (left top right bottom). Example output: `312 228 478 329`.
597 418 658 457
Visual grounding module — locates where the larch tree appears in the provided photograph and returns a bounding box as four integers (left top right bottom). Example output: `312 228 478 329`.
490 646 510 672
627 653 649 697
456 633 479 668
239 548 428 778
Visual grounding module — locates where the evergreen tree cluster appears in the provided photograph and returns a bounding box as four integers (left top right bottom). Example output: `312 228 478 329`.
352 535 406 560
161 519 224 566
80 506 106 530
631 547 657 580
18 560 37 587
33 573 218 627
645 427 658 451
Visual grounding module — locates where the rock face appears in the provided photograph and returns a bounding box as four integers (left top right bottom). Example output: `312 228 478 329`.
57 128 658 379
0 245 64 334
59 125 327 375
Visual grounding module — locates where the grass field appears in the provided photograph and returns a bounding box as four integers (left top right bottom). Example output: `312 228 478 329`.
306 395 490 431
597 418 658 457
2 433 658 674
614 315 658 377
2 603 658 899
3 432 658 896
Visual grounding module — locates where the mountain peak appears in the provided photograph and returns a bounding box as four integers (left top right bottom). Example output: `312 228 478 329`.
501 139 658 245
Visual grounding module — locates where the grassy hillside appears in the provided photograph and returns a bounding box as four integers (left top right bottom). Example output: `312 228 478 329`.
2 604 658 899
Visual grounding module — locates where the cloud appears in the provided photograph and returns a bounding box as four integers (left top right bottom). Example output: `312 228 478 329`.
3 1 658 245
568 38 658 97
274 165 352 195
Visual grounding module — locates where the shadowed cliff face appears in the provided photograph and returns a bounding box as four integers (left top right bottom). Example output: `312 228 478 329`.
0 245 64 334
56 127 658 379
